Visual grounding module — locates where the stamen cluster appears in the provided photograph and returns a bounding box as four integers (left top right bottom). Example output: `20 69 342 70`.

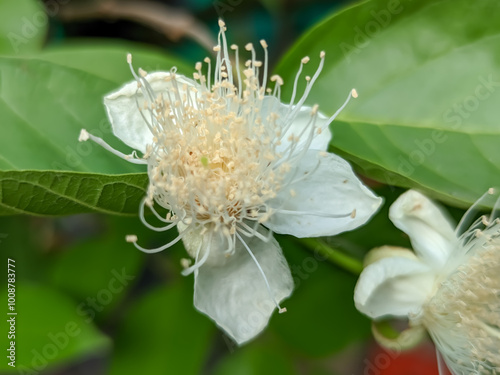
422 215 500 374
143 56 291 236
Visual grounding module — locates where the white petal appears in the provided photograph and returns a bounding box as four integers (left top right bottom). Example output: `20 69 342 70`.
354 256 435 320
104 72 196 153
266 150 382 237
389 190 457 268
261 97 332 153
193 227 293 345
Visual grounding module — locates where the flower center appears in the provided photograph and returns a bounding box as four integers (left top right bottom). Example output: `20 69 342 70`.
143 69 290 233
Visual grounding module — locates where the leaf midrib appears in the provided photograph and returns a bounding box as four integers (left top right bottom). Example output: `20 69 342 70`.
0 172 147 216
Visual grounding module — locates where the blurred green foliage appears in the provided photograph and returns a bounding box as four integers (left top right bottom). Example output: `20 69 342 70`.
0 211 374 374
0 0 45 55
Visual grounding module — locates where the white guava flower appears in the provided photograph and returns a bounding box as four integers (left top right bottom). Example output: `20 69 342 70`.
354 189 500 374
80 20 382 344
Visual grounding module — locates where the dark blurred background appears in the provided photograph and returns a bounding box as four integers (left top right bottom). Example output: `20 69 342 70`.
43 0 352 69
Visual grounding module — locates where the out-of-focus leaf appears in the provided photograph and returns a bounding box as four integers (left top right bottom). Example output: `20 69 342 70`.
270 235 371 357
0 57 141 174
49 215 146 320
0 43 192 215
0 41 192 174
213 341 299 375
0 216 48 281
0 0 46 55
0 171 147 216
39 41 192 85
276 0 500 208
0 283 110 373
108 282 214 375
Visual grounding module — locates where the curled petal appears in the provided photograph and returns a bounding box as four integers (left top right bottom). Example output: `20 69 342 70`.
354 256 435 320
389 190 457 268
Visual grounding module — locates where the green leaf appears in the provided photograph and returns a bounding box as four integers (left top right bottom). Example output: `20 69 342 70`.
0 42 191 174
0 42 193 215
108 283 214 375
276 0 500 207
0 216 51 281
0 0 46 55
213 341 299 375
39 40 193 85
49 215 146 320
0 171 147 216
270 236 371 357
0 283 110 373
0 56 139 174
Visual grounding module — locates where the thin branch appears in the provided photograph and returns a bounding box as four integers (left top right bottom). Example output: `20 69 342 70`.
298 238 364 275
57 0 216 52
